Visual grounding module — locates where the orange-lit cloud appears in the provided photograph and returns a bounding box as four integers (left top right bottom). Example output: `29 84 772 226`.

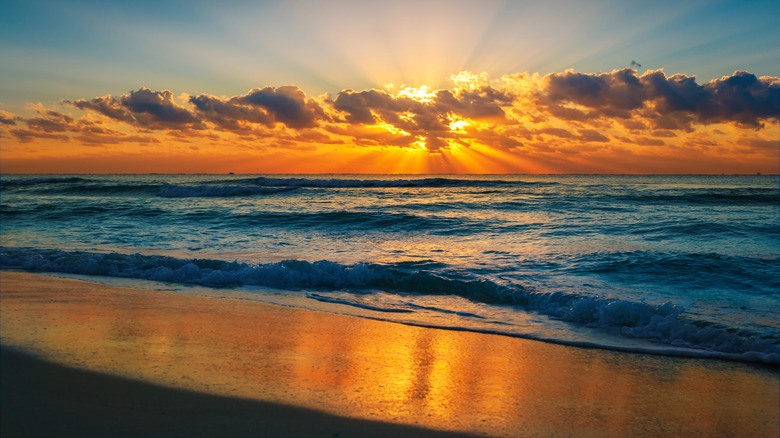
1 69 778 174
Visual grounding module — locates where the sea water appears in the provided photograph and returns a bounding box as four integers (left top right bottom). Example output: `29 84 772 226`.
1 174 778 364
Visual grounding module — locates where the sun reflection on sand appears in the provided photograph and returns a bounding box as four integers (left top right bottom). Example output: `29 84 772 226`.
1 272 777 436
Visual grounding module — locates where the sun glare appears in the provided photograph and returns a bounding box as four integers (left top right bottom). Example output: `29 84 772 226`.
398 85 436 103
412 136 427 149
448 114 471 132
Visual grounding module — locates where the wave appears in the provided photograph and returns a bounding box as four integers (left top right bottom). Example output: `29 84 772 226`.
2 247 777 364
3 176 775 207
0 201 485 234
1 177 163 196
227 211 484 234
566 251 780 293
0 176 550 198
157 184 298 198
0 176 94 188
616 188 779 206
250 176 551 189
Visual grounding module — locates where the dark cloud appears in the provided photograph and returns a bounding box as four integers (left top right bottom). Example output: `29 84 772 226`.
651 130 677 138
331 90 376 124
67 95 136 122
541 69 780 129
233 86 325 129
698 71 780 127
0 111 20 125
538 127 575 139
75 133 160 145
640 70 708 114
3 108 165 146
434 86 513 120
189 94 273 132
578 129 610 143
67 86 326 132
10 128 69 143
24 111 74 133
333 89 416 124
188 86 327 131
72 121 160 145
121 88 199 125
633 136 666 146
66 87 202 130
9 109 75 142
544 68 645 112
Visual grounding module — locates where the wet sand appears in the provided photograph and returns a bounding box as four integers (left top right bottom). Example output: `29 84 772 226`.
1 271 778 437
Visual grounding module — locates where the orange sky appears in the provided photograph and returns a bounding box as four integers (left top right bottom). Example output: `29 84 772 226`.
1 69 778 174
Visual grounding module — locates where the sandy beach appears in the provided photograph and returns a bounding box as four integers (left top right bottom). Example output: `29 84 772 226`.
1 271 778 437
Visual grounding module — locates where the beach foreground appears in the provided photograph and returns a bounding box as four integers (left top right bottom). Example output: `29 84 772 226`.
1 271 777 437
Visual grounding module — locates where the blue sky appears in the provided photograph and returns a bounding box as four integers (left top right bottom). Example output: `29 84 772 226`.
2 0 778 115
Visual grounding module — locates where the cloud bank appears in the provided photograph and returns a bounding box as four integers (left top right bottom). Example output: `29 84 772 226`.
2 69 778 173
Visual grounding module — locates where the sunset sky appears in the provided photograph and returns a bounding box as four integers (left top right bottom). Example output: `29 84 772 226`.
1 0 778 174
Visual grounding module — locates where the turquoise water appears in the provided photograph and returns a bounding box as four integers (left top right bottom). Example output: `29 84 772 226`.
2 174 778 363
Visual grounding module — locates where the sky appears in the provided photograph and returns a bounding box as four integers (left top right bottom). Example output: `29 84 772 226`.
1 0 778 174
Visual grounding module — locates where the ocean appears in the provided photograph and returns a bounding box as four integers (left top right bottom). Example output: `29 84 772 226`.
1 174 778 364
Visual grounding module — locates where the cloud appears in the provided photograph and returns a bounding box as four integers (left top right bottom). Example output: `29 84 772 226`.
8 107 75 142
537 127 575 139
3 68 777 167
0 110 19 125
9 128 70 143
331 82 514 150
64 85 328 134
434 86 514 120
233 86 325 129
539 69 780 129
2 106 162 145
66 87 203 130
23 112 74 133
189 94 273 132
67 95 135 123
698 71 780 127
578 129 610 143
73 121 160 145
189 86 327 131
121 88 200 125
542 68 646 113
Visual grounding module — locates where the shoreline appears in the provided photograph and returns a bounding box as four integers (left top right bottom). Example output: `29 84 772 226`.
2 271 778 437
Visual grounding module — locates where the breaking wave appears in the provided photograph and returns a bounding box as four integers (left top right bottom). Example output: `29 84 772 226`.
2 247 777 365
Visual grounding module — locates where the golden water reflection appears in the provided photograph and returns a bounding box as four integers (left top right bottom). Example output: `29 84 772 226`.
2 272 777 437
